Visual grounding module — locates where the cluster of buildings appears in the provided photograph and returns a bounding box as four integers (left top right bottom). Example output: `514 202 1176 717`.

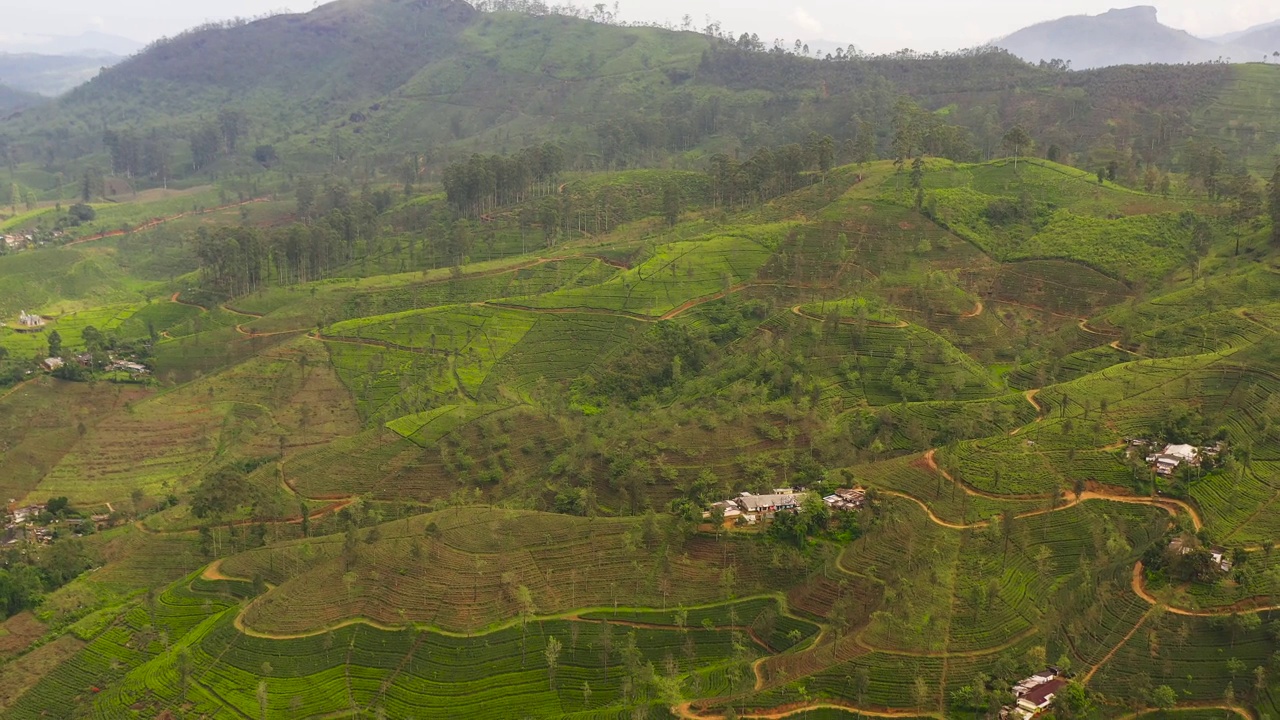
1168 537 1234 574
107 359 150 375
10 311 46 333
1 230 62 253
704 487 866 527
707 490 802 526
2 233 32 252
4 502 111 546
1129 439 1224 478
42 355 150 376
1002 668 1066 720
822 488 866 511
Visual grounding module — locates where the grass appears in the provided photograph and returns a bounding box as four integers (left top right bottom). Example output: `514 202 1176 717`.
225 506 814 635
504 227 789 317
5 149 1280 719
881 159 1210 283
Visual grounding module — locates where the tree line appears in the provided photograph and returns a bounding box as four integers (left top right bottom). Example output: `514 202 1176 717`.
705 132 835 209
194 179 389 294
442 144 565 217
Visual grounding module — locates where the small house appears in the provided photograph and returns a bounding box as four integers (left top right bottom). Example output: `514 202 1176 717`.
704 500 743 524
1211 549 1233 574
12 311 45 333
1169 538 1233 574
824 488 867 512
42 357 64 372
1148 443 1199 477
736 493 801 519
1013 668 1059 696
1016 678 1066 717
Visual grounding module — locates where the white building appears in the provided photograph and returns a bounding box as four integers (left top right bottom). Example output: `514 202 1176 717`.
1147 443 1199 477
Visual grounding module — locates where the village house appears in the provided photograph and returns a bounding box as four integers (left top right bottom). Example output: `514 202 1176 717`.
1168 537 1233 574
1146 443 1199 477
702 488 817 527
706 500 743 524
736 492 801 519
823 487 867 512
11 505 43 524
1016 679 1066 718
1002 668 1063 720
42 357 64 372
109 360 151 375
12 311 46 333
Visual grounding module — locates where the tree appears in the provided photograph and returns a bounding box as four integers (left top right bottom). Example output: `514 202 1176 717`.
1002 126 1033 170
517 585 536 665
815 133 835 176
544 636 562 689
1268 162 1280 245
853 120 876 165
1050 682 1094 719
47 331 62 358
854 667 871 703
191 466 254 519
68 203 95 224
910 155 925 189
1152 684 1177 709
663 181 681 228
177 649 193 700
1000 509 1016 557
257 680 268 720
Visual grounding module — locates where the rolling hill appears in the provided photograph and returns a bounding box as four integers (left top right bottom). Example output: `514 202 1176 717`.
0 146 1275 717
1 0 1278 193
1236 25 1280 56
0 84 41 114
0 4 1279 718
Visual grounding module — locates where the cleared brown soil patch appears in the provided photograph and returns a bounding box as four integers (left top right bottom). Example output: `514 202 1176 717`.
0 612 47 659
0 635 85 711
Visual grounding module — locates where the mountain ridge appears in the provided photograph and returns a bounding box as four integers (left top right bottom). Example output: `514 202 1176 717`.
995 5 1273 69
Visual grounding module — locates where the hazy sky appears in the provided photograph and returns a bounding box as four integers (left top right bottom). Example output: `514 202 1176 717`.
3 0 1276 54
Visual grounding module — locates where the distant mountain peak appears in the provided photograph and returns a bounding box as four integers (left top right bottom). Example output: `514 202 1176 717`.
996 5 1267 69
1100 6 1159 22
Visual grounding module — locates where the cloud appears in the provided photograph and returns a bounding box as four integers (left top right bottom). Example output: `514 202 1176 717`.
789 7 823 36
88 16 105 28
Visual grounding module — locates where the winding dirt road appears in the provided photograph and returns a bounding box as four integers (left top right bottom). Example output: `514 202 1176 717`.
674 701 941 720
67 197 271 247
790 305 910 329
1132 561 1279 617
890 449 1203 532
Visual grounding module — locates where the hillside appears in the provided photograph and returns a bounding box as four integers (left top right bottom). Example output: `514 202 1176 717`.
1236 25 1280 56
0 145 1276 718
0 4 1279 718
1 0 1278 196
0 84 41 114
